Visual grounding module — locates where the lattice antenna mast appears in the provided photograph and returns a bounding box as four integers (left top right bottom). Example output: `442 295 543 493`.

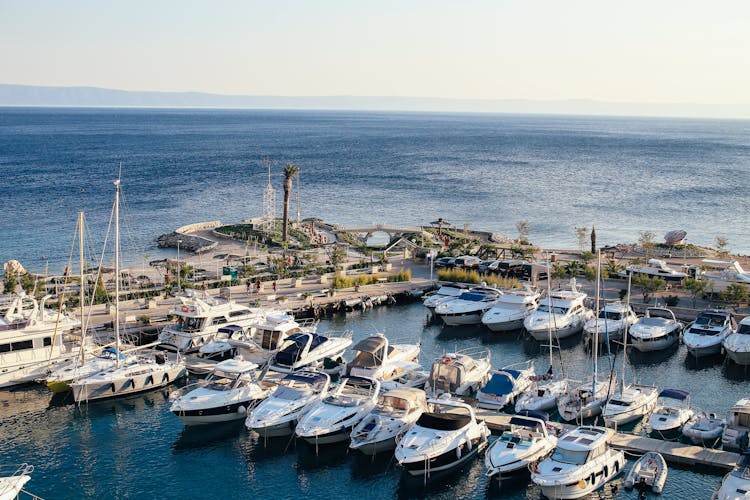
261 158 277 234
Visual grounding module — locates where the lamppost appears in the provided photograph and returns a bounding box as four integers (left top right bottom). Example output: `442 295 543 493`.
176 239 182 293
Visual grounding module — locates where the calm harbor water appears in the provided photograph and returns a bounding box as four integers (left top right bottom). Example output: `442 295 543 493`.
0 302 744 499
1 108 749 276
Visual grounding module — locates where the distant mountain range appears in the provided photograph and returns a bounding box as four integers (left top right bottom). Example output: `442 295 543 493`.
1 83 749 119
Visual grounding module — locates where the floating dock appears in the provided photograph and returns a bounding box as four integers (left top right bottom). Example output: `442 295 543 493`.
474 410 740 471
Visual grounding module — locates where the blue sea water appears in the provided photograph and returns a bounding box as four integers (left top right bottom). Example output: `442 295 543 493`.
0 303 740 499
1 107 749 275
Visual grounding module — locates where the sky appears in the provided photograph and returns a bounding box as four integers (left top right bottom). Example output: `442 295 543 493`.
1 0 749 105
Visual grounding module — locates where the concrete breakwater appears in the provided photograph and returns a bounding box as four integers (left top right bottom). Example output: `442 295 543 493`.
157 221 222 253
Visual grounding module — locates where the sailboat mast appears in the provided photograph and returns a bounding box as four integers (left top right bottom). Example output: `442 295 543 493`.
623 272 632 382
78 211 86 363
114 179 121 366
593 249 601 393
546 259 553 365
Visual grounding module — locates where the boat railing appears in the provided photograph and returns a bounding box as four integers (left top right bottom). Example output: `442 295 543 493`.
441 346 491 363
499 359 534 372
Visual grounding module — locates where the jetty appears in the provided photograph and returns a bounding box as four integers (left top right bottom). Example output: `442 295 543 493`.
474 410 740 471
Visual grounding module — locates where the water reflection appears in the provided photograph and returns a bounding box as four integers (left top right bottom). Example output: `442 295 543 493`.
172 420 245 451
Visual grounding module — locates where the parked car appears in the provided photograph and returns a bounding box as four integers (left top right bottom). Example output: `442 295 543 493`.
496 259 526 278
434 257 456 269
454 256 482 269
521 263 548 281
478 260 499 274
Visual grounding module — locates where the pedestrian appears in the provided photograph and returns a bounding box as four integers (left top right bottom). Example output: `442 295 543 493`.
255 279 261 293
245 279 251 294
272 281 277 293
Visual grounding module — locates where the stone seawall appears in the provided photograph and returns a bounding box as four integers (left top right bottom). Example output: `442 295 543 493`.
157 221 221 253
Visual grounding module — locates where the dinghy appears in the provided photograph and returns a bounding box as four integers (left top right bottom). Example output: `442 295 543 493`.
682 412 725 446
624 451 668 494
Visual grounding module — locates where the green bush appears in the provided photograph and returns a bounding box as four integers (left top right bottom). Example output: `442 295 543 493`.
437 269 519 288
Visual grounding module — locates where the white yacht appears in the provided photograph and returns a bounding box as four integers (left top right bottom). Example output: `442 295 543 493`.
345 333 420 382
0 463 34 500
0 293 82 388
713 451 750 499
515 373 568 413
170 359 275 425
481 287 540 332
557 375 616 422
485 411 557 480
602 381 658 428
424 347 491 398
582 301 637 345
723 316 750 366
197 324 247 361
434 287 503 326
157 290 267 352
701 259 750 284
477 360 535 410
349 387 427 455
683 309 737 358
531 426 625 499
232 313 317 365
722 398 750 451
524 280 592 341
245 371 330 437
629 307 682 352
423 283 471 310
395 395 489 477
269 331 352 374
648 389 694 438
45 346 135 394
620 258 688 282
295 376 380 444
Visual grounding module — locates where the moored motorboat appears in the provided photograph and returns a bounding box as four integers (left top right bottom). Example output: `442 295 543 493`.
619 258 688 282
349 387 427 455
424 347 491 398
231 313 318 365
477 360 534 410
481 287 540 332
722 398 750 451
682 412 726 446
628 307 682 353
524 280 592 341
434 287 503 326
0 463 34 500
723 316 750 365
557 375 615 422
245 370 330 437
423 282 471 310
683 309 737 358
712 451 750 500
295 376 380 444
269 331 352 374
582 301 637 345
531 426 625 499
624 451 668 494
345 332 420 382
648 389 694 438
603 382 659 428
395 395 489 478
485 410 557 480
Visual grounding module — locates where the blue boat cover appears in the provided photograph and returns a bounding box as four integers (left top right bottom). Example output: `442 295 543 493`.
515 409 549 422
284 371 328 385
481 373 514 396
457 292 486 302
504 369 521 379
659 388 689 400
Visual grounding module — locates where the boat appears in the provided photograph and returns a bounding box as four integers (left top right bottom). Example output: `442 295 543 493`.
269 331 352 374
231 313 318 365
481 287 540 332
349 387 428 455
71 179 187 403
0 463 34 500
46 345 135 393
531 426 625 499
424 347 491 398
157 290 268 353
713 451 750 499
701 259 750 284
723 316 750 365
722 398 750 451
0 292 82 388
619 258 688 282
683 309 737 358
624 451 668 494
524 279 593 341
423 282 471 309
648 389 694 438
196 324 247 361
395 395 489 478
433 287 503 326
477 360 535 410
682 412 726 446
170 359 275 425
629 307 682 353
295 376 380 444
245 370 331 438
380 366 429 392
345 332 420 382
582 301 637 345
485 410 558 480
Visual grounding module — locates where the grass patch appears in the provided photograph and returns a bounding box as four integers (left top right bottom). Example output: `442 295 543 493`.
437 269 520 288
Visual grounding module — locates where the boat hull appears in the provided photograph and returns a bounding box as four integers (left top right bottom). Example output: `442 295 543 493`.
724 349 750 365
439 310 486 326
528 322 582 341
72 365 186 402
248 419 298 438
484 318 525 332
399 437 487 476
350 436 398 455
630 334 678 352
172 399 259 425
298 425 355 445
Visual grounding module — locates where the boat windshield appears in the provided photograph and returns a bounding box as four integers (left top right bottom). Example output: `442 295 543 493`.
551 447 589 465
178 317 205 332
599 310 623 320
273 385 308 400
608 399 631 407
695 314 727 327
738 324 750 335
500 431 533 447
538 304 567 315
204 372 240 391
379 395 410 413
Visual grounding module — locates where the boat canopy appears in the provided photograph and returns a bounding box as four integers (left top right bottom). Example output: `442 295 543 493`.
217 325 244 335
350 335 390 368
214 358 257 374
509 416 545 429
659 388 689 400
515 409 549 422
381 388 427 410
457 292 490 302
343 376 379 390
481 373 515 396
416 412 470 431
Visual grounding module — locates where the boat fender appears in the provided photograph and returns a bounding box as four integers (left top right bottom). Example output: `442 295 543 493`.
237 405 247 414
531 460 540 474
577 479 586 489
456 441 464 459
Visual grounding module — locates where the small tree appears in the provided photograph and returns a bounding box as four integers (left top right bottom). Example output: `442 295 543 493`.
719 283 748 309
682 277 707 308
551 263 567 288
632 274 666 303
575 226 588 252
580 251 594 264
516 220 530 245
639 231 656 259
565 260 584 277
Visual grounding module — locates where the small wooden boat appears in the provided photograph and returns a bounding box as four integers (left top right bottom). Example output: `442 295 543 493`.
682 412 726 446
624 451 668 494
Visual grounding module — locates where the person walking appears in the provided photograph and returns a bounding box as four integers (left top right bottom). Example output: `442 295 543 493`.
272 281 277 293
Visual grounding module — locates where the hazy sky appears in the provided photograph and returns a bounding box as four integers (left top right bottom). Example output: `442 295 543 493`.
2 0 748 104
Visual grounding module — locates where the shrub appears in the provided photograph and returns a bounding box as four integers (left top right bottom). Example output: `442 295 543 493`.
664 295 680 307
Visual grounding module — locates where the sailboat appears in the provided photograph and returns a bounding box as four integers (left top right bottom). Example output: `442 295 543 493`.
557 251 616 422
71 178 186 403
602 274 658 428
515 260 568 413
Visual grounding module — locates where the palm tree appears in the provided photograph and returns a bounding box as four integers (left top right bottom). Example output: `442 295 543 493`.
282 163 299 242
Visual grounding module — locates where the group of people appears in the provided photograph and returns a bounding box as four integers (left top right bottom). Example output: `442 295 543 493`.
245 278 277 294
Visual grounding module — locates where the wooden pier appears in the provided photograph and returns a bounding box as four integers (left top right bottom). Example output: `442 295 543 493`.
474 410 740 471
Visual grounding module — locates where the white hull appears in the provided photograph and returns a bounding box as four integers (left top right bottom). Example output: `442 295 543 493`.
630 335 678 352
484 317 525 332
527 321 582 341
439 310 487 326
350 436 399 455
0 353 76 388
72 363 186 402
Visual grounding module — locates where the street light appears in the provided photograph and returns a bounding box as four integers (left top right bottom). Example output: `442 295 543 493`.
177 239 182 293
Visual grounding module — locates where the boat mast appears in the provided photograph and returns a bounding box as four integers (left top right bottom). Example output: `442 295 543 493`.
622 272 632 386
593 249 601 394
78 211 86 364
114 179 121 366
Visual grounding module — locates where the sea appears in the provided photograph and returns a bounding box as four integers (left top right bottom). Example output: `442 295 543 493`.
1 108 750 499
